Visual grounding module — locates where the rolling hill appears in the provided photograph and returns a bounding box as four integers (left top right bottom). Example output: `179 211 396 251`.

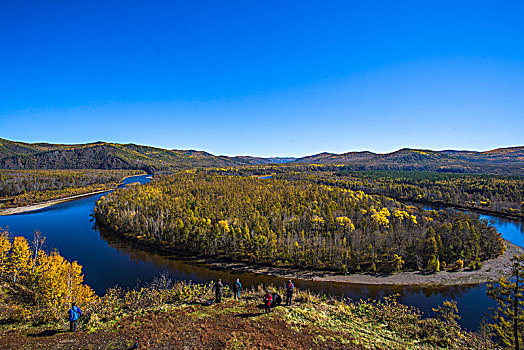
294 147 524 175
0 138 523 175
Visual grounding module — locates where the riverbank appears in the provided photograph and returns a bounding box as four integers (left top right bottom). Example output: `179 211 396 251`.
407 198 524 220
0 173 148 216
106 221 522 287
201 240 522 287
0 189 111 216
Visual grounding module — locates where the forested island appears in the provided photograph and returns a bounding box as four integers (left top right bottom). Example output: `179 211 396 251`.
95 171 506 274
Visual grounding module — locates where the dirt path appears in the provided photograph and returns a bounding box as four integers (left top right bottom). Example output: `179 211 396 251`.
207 241 522 286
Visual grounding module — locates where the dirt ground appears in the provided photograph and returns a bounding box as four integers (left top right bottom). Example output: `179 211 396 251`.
0 301 360 350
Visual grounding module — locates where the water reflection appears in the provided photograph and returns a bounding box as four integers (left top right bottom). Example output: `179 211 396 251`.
97 223 491 329
423 204 524 247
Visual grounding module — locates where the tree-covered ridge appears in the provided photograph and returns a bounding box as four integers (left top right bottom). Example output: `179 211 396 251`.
95 172 505 273
295 147 524 175
1 137 524 175
0 169 142 209
0 138 290 172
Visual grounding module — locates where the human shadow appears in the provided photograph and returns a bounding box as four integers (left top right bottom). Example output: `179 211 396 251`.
27 329 67 337
234 312 262 318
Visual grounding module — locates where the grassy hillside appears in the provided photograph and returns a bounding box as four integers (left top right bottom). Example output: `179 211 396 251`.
1 280 498 349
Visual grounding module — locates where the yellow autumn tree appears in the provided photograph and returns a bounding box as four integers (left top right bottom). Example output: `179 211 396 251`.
33 251 96 320
0 229 11 280
9 236 31 284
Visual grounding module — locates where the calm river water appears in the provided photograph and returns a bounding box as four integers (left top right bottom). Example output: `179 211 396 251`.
1 174 523 330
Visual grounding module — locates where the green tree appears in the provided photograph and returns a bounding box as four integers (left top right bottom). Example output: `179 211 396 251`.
487 254 524 349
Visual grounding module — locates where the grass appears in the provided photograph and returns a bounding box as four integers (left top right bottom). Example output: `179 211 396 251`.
0 281 501 349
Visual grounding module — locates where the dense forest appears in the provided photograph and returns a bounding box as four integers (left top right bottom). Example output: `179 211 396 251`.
95 172 505 273
211 165 524 217
329 170 524 216
0 169 143 209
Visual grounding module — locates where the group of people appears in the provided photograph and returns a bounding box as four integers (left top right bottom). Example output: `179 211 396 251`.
67 278 296 332
213 278 295 314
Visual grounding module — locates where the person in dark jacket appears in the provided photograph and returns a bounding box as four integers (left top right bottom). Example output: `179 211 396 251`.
232 278 241 300
285 280 294 306
68 302 82 332
263 290 272 314
213 279 224 303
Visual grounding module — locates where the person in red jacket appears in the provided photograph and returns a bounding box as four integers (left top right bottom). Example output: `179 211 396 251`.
263 290 272 314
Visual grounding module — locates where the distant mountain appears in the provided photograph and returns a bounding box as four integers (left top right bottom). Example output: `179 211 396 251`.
0 138 295 172
0 138 522 175
295 147 524 175
442 147 524 164
297 151 375 163
228 156 297 165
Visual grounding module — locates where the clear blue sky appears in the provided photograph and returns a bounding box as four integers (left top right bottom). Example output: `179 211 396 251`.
1 1 523 157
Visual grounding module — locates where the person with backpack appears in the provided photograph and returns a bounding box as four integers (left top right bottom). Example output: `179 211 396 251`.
68 302 82 332
263 290 273 314
213 279 224 303
285 280 294 306
232 278 241 300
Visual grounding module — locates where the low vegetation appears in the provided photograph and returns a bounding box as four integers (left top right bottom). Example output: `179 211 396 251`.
0 242 498 349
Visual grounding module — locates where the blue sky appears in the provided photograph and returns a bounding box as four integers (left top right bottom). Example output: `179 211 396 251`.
0 1 523 157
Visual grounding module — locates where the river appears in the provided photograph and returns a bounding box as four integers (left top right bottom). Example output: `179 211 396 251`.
0 174 522 331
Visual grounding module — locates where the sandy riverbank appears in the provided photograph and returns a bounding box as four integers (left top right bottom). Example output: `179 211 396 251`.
0 189 111 216
0 173 148 216
204 241 522 286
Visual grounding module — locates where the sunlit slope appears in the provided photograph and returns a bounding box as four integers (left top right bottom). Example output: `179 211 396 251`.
0 138 522 174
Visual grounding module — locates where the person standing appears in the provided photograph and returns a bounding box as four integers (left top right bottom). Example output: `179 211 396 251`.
213 279 224 303
285 280 294 306
68 302 82 332
263 290 272 314
232 278 241 300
